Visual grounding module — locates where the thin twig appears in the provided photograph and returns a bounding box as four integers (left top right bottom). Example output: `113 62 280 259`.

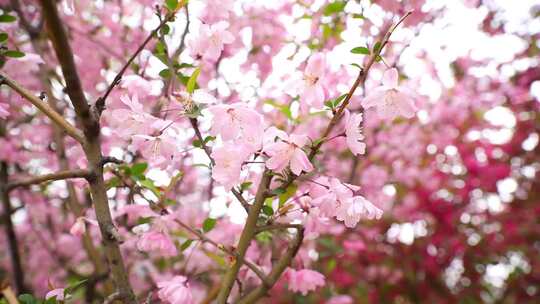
174 219 270 286
95 11 178 114
7 169 91 191
0 72 85 143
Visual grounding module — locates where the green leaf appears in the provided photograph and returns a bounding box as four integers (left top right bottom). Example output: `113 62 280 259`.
0 33 7 43
18 294 38 304
323 1 346 16
205 251 226 267
138 179 160 196
262 205 274 216
202 218 216 232
373 41 382 54
0 14 16 23
350 63 362 70
240 181 252 192
180 239 194 251
160 24 171 35
279 184 298 206
186 67 201 94
204 135 216 143
4 50 25 58
159 68 171 79
131 163 148 176
64 279 88 296
350 46 370 55
165 0 179 11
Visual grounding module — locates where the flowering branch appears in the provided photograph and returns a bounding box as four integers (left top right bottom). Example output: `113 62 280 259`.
236 226 305 304
6 169 90 191
0 72 85 143
95 9 180 114
174 219 270 286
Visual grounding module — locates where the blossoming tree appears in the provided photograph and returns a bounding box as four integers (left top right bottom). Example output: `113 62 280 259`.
0 0 538 304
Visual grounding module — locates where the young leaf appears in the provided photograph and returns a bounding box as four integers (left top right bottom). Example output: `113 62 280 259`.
202 218 217 232
4 50 25 58
186 67 201 94
131 163 148 176
373 41 382 54
165 0 178 11
0 14 16 23
0 33 8 43
240 181 253 192
350 46 370 55
180 239 194 251
262 205 274 216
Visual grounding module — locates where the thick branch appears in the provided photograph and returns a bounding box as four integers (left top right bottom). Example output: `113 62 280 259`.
0 162 28 295
39 0 97 136
216 170 272 303
6 169 90 191
0 72 84 143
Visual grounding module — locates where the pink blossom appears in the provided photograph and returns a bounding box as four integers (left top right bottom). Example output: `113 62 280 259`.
45 288 65 300
172 89 217 112
131 132 179 167
208 103 264 150
157 276 193 304
121 75 155 98
265 133 313 175
327 295 354 304
362 68 417 120
137 230 177 257
344 111 366 156
110 95 156 138
69 217 86 236
211 143 250 190
336 196 383 228
288 53 327 109
187 22 234 61
286 268 325 295
201 0 235 22
0 103 9 119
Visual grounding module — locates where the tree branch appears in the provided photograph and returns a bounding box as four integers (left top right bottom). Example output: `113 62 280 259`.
174 219 270 286
39 0 97 136
0 72 85 143
236 227 305 304
216 170 272 303
95 11 178 114
6 169 90 191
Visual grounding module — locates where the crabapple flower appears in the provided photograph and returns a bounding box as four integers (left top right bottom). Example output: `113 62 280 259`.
211 143 250 190
310 177 358 218
336 196 383 228
201 0 235 22
157 276 193 304
121 75 155 98
288 54 326 110
344 111 366 156
45 288 65 301
187 21 234 61
362 68 417 120
172 89 217 112
286 268 325 295
265 133 313 175
0 103 9 119
137 229 177 257
131 132 178 167
69 217 86 236
208 103 264 151
110 95 156 138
